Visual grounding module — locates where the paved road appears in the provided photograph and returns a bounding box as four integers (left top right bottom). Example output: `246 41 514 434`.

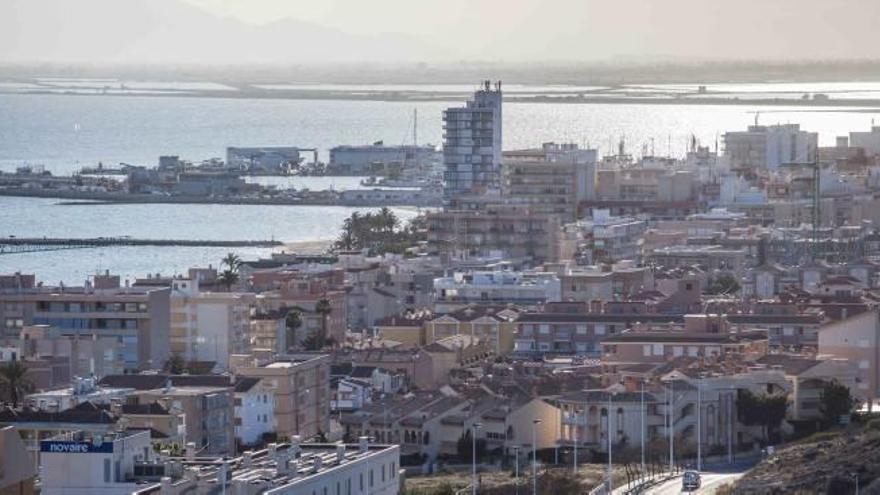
643 471 745 495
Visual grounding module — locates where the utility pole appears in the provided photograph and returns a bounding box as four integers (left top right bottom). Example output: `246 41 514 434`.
727 390 734 464
574 409 581 474
697 377 703 472
607 392 614 493
641 381 646 479
532 419 542 495
669 379 675 474
472 422 482 495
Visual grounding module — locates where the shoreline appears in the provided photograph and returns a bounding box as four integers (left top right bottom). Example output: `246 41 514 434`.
0 189 441 207
4 88 880 109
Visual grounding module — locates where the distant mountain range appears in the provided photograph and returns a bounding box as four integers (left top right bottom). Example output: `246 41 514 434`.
0 0 448 64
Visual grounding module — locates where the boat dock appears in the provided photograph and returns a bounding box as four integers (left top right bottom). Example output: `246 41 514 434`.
0 237 282 255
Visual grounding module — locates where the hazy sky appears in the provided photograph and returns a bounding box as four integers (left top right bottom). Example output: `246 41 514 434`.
2 0 879 64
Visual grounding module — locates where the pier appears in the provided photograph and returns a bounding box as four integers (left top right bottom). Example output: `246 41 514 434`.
0 237 282 255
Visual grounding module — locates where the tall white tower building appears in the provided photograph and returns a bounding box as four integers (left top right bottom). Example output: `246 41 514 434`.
443 80 503 199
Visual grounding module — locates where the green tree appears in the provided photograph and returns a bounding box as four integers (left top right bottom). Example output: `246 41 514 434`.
819 379 855 428
0 361 33 408
284 309 302 351
163 354 186 375
218 269 240 291
737 389 788 443
218 252 242 291
221 252 242 271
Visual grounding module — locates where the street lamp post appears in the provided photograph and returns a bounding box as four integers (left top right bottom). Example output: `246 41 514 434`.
574 408 582 474
532 419 542 495
640 380 646 481
607 392 614 493
472 422 482 495
513 446 520 495
697 376 703 472
668 379 675 474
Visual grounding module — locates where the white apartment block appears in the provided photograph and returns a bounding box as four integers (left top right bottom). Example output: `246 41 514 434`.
443 80 503 198
724 124 818 172
170 278 255 371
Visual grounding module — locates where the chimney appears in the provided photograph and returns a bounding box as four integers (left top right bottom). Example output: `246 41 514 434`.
267 443 277 459
336 442 346 464
160 477 172 495
289 435 301 458
313 456 323 473
359 436 369 454
185 442 196 460
242 452 253 468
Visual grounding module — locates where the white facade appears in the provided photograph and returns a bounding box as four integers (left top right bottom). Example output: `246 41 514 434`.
40 430 155 495
331 378 372 412
235 382 276 447
724 124 818 172
170 278 254 371
25 377 133 412
443 81 503 198
433 270 561 310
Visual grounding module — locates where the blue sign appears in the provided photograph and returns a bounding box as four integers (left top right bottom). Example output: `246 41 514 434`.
40 441 113 454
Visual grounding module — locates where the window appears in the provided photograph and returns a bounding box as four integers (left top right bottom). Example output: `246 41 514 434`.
391 462 396 478
594 324 606 335
652 344 663 356
369 470 374 487
359 473 364 491
642 345 651 357
382 464 386 482
673 346 683 357
576 325 587 335
539 324 550 335
104 459 111 482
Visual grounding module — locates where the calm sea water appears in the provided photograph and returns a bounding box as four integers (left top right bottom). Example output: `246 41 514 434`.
1 89 879 283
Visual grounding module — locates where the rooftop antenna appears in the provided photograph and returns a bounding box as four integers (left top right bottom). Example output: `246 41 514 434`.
754 112 761 126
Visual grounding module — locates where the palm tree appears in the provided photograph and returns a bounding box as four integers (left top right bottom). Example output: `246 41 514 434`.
284 309 303 351
0 361 32 408
314 298 333 348
218 269 239 291
221 252 242 271
378 207 398 233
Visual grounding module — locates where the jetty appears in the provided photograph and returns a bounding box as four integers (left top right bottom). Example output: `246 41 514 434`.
0 237 282 255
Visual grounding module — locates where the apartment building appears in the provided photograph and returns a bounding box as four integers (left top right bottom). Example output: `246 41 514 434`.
231 352 331 440
818 309 880 401
98 374 235 456
501 143 598 221
169 278 255 371
254 269 347 345
724 124 818 172
0 273 170 372
600 331 768 365
433 270 560 312
443 81 503 198
426 204 562 263
234 377 276 448
513 311 684 357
